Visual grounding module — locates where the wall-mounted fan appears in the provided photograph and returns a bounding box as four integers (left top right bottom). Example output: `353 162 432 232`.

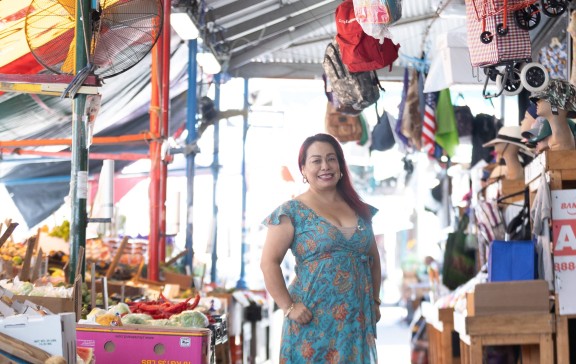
24 0 163 79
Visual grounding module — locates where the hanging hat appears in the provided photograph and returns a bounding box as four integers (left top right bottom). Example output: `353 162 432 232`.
527 118 576 144
529 79 576 118
521 117 547 140
482 125 532 150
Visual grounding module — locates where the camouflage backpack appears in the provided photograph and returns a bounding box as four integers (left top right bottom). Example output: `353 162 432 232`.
322 40 382 115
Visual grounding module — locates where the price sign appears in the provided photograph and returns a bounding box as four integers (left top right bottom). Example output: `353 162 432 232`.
552 190 576 315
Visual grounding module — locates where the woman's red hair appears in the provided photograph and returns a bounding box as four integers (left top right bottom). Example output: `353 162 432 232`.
298 133 372 222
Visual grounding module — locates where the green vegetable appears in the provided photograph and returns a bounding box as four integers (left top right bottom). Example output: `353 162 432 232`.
171 310 209 328
121 313 153 325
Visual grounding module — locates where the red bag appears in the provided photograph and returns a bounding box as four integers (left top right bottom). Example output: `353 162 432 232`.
335 0 400 73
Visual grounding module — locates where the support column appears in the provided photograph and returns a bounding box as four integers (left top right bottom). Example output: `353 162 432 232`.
148 36 162 281
69 0 91 283
159 0 171 263
184 39 198 271
210 74 221 284
236 78 249 290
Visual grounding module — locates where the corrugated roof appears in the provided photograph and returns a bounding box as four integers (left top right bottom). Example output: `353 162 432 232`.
185 0 469 79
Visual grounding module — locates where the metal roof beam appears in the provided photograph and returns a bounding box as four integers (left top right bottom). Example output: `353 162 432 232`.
228 2 338 53
228 13 335 69
229 61 406 80
221 0 337 40
207 0 272 20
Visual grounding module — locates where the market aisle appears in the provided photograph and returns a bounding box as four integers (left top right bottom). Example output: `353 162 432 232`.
376 305 412 363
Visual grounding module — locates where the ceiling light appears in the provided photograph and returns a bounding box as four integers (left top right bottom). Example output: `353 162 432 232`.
170 11 199 40
197 52 221 74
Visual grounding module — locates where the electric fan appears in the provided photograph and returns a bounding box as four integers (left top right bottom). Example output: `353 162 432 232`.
24 0 163 79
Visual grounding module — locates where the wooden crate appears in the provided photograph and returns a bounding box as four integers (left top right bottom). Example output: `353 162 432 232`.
554 295 576 364
421 302 460 364
454 311 555 364
525 150 576 192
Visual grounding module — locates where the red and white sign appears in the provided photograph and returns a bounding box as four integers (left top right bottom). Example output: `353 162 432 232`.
552 190 576 315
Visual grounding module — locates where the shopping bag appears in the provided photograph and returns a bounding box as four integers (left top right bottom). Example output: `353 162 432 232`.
488 239 537 281
442 214 477 290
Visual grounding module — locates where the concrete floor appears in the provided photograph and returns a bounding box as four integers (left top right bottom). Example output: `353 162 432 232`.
376 305 412 363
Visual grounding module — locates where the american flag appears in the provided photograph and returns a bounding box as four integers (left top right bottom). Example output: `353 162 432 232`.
422 91 439 156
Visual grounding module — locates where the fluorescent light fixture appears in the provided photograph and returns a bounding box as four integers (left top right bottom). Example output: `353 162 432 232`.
197 52 221 74
170 11 199 40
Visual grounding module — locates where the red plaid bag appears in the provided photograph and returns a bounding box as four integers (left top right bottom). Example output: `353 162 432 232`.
465 0 531 67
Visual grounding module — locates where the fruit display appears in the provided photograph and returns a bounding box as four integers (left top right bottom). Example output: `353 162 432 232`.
0 241 26 266
85 237 147 281
48 220 70 242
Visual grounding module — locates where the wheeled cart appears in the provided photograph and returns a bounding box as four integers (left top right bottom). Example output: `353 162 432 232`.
465 0 554 97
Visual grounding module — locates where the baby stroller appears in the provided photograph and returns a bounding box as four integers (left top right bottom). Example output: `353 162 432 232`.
465 0 564 97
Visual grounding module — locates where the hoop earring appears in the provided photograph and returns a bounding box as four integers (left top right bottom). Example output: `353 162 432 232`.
303 175 308 184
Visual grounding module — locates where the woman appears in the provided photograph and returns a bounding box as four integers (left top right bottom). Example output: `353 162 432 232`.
260 133 381 363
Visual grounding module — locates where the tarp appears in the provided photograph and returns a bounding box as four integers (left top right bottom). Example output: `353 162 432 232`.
0 2 192 227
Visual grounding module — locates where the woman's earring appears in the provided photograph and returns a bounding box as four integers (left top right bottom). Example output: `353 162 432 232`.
340 172 343 180
303 175 308 184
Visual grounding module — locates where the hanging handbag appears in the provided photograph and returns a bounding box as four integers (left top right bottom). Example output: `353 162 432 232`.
442 214 477 290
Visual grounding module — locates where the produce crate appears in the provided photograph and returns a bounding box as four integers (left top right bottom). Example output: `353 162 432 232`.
77 324 211 364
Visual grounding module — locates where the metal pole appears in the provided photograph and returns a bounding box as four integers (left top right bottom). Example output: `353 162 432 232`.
210 74 221 284
184 39 198 271
69 0 91 283
236 78 249 290
159 0 171 263
148 33 162 281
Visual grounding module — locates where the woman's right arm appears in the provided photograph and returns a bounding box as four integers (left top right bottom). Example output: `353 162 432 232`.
260 215 295 313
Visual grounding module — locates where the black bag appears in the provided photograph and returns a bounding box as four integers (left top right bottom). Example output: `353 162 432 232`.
454 105 473 137
505 197 531 241
442 214 477 290
322 40 382 115
370 111 396 152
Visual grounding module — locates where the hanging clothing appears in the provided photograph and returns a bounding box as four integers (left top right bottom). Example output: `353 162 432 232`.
568 11 576 85
538 40 568 80
530 174 554 290
263 200 378 364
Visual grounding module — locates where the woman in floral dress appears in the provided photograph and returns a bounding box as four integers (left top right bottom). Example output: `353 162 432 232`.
261 133 381 363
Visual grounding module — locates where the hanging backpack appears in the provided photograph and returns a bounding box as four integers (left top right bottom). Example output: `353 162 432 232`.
335 0 400 73
322 40 382 114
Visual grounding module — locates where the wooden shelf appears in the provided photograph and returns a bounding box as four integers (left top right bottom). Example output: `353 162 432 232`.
454 311 555 364
485 178 525 204
525 150 576 192
421 302 460 364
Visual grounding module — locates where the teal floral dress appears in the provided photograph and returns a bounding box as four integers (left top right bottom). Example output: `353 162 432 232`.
263 200 378 364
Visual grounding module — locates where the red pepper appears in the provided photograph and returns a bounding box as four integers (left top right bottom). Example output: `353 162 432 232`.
187 293 201 311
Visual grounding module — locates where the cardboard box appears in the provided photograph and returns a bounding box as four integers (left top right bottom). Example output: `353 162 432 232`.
0 313 77 362
14 295 75 314
76 324 211 364
162 271 194 289
468 280 550 316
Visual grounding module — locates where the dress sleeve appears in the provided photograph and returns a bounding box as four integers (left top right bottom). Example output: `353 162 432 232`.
368 204 379 218
262 201 293 226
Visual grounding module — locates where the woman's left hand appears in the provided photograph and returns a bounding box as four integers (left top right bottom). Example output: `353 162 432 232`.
374 303 381 323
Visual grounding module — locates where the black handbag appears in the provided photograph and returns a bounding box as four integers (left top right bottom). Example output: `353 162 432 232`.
370 111 396 152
